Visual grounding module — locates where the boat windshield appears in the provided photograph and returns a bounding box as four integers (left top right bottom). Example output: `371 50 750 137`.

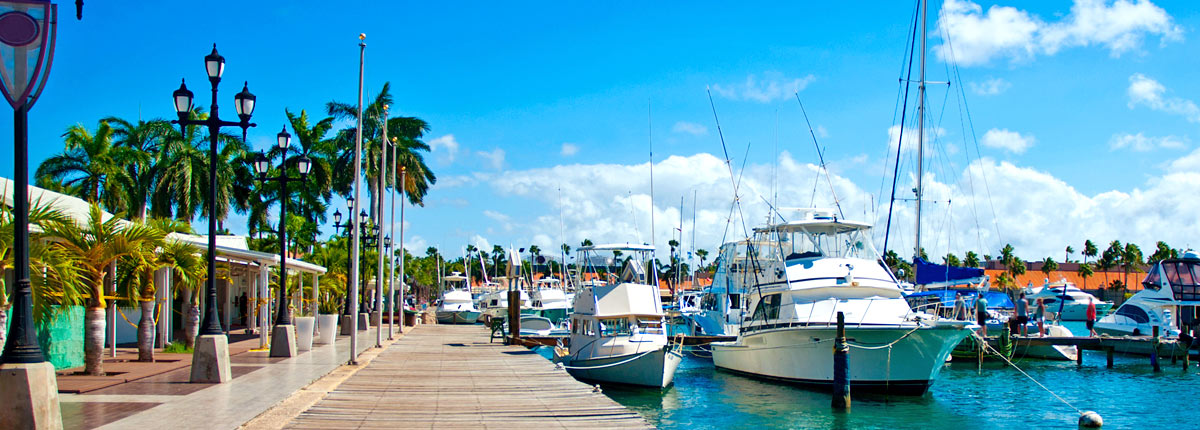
1146 259 1200 301
755 226 878 262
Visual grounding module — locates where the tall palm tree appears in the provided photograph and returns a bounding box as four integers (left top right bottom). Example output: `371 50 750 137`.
1083 240 1098 264
325 82 436 217
104 116 174 220
964 251 980 268
1102 240 1122 291
1065 246 1074 263
35 121 130 211
43 204 163 375
0 201 87 348
1040 257 1057 284
282 109 335 252
116 218 198 361
1078 263 1094 292
696 249 709 272
154 108 254 227
1121 243 1143 298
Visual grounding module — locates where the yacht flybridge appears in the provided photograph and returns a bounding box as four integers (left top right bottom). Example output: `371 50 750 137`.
710 209 975 395
1095 251 1200 352
436 273 481 324
556 243 683 388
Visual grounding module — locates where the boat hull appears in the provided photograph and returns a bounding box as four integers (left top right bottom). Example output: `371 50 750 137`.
436 310 481 325
562 347 683 388
712 324 970 395
1051 303 1112 321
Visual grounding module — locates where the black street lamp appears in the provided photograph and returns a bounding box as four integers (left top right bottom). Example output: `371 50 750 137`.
172 45 256 338
1 0 58 367
332 203 369 316
251 128 311 346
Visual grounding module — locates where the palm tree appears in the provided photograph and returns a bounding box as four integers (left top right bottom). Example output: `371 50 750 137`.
1040 257 1058 284
0 201 88 348
1148 241 1177 263
1121 243 1143 298
1102 240 1122 291
1065 246 1074 263
325 83 436 218
35 121 130 211
943 253 960 267
283 109 336 252
696 249 709 271
154 108 254 227
104 116 174 220
43 204 163 375
1078 263 1094 292
116 218 199 361
964 251 980 268
1083 240 1098 264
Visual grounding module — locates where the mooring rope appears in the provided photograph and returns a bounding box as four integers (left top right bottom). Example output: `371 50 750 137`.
973 332 1084 415
559 349 657 370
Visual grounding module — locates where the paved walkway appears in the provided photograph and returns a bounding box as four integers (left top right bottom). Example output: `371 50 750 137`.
286 325 649 429
60 326 390 430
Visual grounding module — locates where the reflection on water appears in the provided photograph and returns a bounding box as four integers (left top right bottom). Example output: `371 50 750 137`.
595 338 1199 430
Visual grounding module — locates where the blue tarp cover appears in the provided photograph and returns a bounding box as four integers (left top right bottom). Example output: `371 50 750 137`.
914 257 984 285
905 290 1014 309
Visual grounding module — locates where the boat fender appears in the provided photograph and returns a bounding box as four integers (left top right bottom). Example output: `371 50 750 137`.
1078 411 1103 428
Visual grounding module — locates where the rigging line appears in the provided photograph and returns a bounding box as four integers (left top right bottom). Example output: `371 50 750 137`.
795 92 844 218
944 26 1003 250
878 1 923 241
707 88 754 243
882 0 921 258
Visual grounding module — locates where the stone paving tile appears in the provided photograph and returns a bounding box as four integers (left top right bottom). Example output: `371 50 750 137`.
60 401 160 430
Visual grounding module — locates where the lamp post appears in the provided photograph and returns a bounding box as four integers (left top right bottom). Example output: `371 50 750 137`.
395 164 406 336
0 1 63 427
251 127 311 357
347 33 366 365
171 44 256 383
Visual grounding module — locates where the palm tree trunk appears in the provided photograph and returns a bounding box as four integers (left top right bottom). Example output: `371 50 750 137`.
183 287 199 348
84 307 106 375
0 307 8 350
137 299 156 362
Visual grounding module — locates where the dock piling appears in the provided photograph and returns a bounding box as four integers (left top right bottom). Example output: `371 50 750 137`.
1152 326 1161 372
1106 347 1114 369
832 312 850 411
1184 328 1191 371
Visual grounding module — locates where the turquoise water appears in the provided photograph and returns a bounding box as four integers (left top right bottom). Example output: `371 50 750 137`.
550 322 1200 429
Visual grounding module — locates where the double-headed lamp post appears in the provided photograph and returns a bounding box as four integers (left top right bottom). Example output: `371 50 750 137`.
171 44 256 383
251 128 311 357
0 0 63 427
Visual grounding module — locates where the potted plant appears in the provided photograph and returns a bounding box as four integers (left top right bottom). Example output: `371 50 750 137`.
315 287 342 345
294 303 316 351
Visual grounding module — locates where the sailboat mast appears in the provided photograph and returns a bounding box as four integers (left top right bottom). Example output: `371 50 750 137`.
914 0 927 267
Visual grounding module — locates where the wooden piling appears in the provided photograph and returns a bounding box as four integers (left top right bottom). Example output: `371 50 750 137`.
1152 326 1161 372
1184 328 1191 371
507 290 521 344
1076 346 1084 367
1106 347 1114 368
832 311 850 411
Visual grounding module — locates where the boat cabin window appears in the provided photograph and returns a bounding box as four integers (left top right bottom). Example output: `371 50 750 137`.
1153 261 1200 300
728 294 742 310
599 318 631 336
751 294 781 322
701 294 719 311
636 319 665 335
490 299 499 306
1115 305 1151 324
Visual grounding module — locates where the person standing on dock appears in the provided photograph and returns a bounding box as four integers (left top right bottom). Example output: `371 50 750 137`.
976 294 989 337
1015 293 1029 336
1086 297 1097 337
954 295 967 321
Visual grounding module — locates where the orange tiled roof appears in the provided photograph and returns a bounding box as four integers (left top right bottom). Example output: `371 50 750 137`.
984 268 1145 292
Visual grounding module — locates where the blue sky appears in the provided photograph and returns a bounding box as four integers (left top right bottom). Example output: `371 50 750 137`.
5 0 1200 263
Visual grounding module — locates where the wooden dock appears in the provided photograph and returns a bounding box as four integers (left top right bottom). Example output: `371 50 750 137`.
515 334 736 348
287 324 650 429
992 334 1196 369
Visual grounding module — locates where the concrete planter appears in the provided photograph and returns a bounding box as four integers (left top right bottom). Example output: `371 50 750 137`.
316 314 338 344
295 317 315 351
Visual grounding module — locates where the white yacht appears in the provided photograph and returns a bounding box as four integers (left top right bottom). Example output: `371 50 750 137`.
710 210 975 395
436 273 481 324
530 277 572 323
1094 252 1200 352
477 278 531 323
557 244 683 388
1025 279 1112 321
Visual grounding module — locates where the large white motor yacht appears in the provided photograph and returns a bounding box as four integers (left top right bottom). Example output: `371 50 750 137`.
557 244 683 388
1094 251 1200 355
710 209 975 395
1025 279 1112 321
436 273 481 324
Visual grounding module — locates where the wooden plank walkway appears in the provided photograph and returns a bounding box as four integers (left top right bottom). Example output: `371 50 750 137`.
287 324 650 429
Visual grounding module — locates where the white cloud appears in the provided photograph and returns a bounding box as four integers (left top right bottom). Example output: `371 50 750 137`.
453 146 1200 267
1109 133 1187 151
428 134 460 163
937 0 1182 66
969 77 1012 95
712 72 816 103
887 125 946 155
476 148 506 170
560 143 579 156
1127 73 1200 122
672 121 708 136
981 128 1035 153
469 234 491 253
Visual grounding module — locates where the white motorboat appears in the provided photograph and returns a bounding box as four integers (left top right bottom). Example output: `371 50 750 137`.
436 273 481 324
1093 252 1200 355
690 240 759 336
1025 279 1113 321
477 278 532 322
557 244 683 388
710 209 975 395
530 277 572 323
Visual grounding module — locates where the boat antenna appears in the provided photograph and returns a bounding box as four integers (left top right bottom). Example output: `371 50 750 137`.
794 92 844 219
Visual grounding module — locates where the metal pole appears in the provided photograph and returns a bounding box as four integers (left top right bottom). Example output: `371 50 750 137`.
276 169 290 326
914 0 927 272
0 103 44 364
348 35 366 364
199 74 225 337
396 167 405 335
375 106 387 348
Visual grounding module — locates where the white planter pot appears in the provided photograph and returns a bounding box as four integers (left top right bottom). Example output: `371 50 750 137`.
295 316 316 351
316 314 338 345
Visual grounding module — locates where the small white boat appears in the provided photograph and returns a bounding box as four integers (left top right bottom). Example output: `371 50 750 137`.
557 244 683 388
531 277 572 323
477 278 532 322
1093 252 1200 355
436 273 481 324
1025 279 1112 321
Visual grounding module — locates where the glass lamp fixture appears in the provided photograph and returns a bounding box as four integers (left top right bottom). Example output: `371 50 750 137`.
204 44 225 81
234 82 255 118
172 79 193 118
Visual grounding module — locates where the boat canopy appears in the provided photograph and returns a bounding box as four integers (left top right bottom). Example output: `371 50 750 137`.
1142 252 1200 305
914 258 984 286
590 283 663 317
906 290 1014 309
